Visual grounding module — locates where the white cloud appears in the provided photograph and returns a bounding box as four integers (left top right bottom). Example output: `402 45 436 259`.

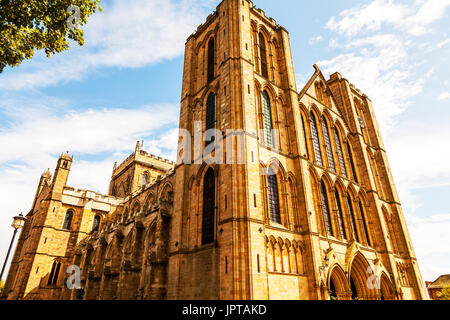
83 0 214 68
326 0 407 37
407 214 450 281
309 35 323 45
405 0 450 36
145 128 179 161
327 0 450 37
319 2 450 134
381 120 450 219
0 0 216 90
295 73 308 91
0 104 178 164
68 158 116 193
437 91 450 100
387 124 450 190
318 33 431 132
437 38 450 48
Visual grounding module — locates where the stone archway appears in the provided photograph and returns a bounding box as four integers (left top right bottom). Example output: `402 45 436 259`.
117 228 142 300
380 273 396 300
100 231 123 300
328 265 352 300
349 253 379 300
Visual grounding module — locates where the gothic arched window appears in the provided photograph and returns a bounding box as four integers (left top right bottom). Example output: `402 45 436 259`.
359 200 371 247
347 142 358 183
301 114 309 160
262 90 274 147
63 210 73 230
310 112 323 166
92 215 101 233
206 92 216 147
47 260 61 286
322 116 336 172
207 37 215 83
259 32 268 78
334 128 347 178
142 173 148 186
202 168 215 245
335 190 347 240
320 181 333 236
267 168 281 224
347 194 360 243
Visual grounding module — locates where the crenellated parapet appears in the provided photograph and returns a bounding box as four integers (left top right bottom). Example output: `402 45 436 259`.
108 142 175 199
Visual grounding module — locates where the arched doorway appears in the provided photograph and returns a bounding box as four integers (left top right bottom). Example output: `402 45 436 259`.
380 273 396 300
349 253 378 300
328 265 352 300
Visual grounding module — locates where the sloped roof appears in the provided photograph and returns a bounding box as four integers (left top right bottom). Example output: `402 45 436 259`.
60 152 72 161
297 65 350 131
428 274 450 289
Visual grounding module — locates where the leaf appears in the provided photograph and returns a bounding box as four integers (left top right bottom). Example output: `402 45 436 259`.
0 0 101 73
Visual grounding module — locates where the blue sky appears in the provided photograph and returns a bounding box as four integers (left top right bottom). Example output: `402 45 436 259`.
1 0 450 284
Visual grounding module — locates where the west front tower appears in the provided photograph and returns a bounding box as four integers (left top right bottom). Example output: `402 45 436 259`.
169 0 313 300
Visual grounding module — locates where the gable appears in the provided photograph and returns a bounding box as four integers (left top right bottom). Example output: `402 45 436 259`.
298 65 351 132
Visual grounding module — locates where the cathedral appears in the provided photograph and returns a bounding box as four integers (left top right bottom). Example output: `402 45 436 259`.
2 0 428 300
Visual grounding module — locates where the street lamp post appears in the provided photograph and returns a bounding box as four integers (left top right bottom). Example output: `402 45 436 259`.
0 213 27 282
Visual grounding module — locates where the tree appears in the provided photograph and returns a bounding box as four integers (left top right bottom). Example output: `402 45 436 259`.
437 286 450 300
0 0 101 73
0 279 4 296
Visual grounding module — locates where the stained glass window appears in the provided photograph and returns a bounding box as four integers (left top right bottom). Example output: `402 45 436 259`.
63 210 73 230
310 112 323 166
202 168 215 245
259 33 268 78
207 38 215 83
320 181 333 236
267 171 281 224
322 116 336 172
92 216 101 233
347 143 358 183
334 128 347 178
262 91 274 147
47 261 61 286
142 173 148 186
206 92 215 147
301 114 309 160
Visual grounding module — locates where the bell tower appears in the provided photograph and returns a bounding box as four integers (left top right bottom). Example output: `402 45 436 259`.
168 0 308 300
51 152 72 200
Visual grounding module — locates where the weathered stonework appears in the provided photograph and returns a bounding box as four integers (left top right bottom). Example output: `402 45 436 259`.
2 0 427 300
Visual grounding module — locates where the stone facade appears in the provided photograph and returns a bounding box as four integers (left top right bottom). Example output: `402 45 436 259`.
2 0 427 300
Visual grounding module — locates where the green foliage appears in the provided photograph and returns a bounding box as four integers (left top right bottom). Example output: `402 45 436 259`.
437 286 450 300
0 279 4 296
0 0 102 73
